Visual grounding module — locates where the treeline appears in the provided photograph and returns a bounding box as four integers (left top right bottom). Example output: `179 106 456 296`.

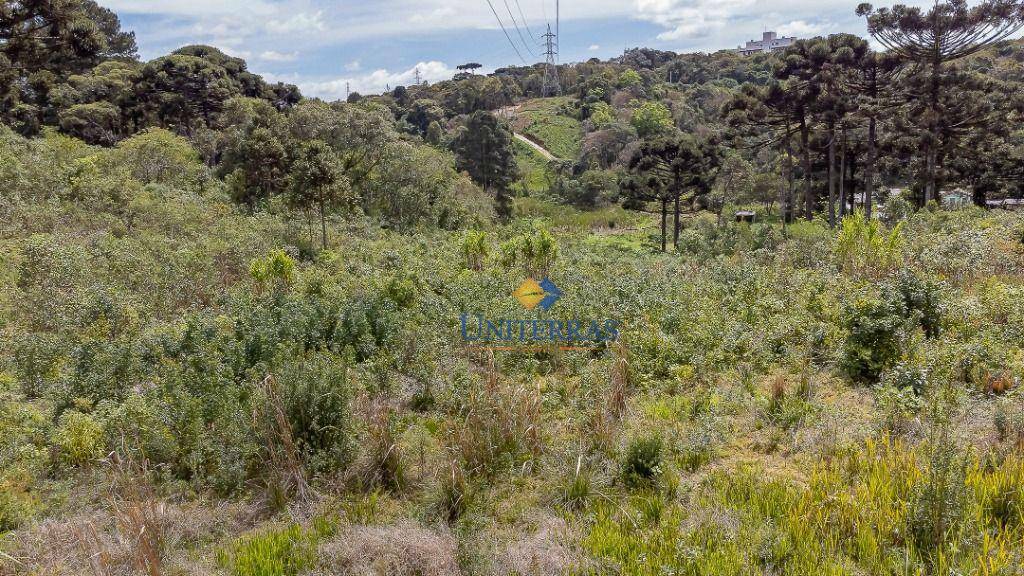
726 1 1024 222
5 0 1024 244
1 2 301 142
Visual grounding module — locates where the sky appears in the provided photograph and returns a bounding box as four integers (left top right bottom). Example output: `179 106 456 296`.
104 0 935 100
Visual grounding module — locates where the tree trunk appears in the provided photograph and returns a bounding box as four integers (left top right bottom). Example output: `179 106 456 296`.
319 196 328 250
660 199 667 252
827 122 836 227
838 124 847 219
800 114 813 220
306 207 314 245
673 194 680 249
784 122 796 227
866 115 877 218
925 57 941 205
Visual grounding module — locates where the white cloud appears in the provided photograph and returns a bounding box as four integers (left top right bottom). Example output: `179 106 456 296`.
260 50 299 62
589 44 601 50
266 11 326 35
777 19 831 37
635 0 759 41
345 60 362 72
301 61 457 98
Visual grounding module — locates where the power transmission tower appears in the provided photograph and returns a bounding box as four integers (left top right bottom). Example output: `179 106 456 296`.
541 24 560 96
414 66 422 86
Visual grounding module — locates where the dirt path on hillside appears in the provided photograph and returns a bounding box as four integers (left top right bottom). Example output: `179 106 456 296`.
514 133 557 160
493 104 559 161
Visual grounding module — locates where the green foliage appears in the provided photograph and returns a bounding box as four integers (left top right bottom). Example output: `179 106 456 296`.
450 111 517 194
587 101 616 128
108 128 204 189
249 249 296 292
887 269 943 338
461 230 488 271
841 291 906 383
272 356 353 476
621 434 663 488
54 411 105 466
618 69 643 88
220 524 316 576
836 212 904 278
630 100 673 138
499 227 558 278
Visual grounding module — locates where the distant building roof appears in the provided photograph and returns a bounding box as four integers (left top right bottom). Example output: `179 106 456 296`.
735 31 797 55
986 198 1024 209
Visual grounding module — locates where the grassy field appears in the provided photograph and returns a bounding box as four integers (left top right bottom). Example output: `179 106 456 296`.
513 97 583 160
513 138 551 195
4 129 1024 576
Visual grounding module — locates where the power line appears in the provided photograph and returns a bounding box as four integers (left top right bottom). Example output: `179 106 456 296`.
542 23 560 96
513 0 538 45
503 0 537 58
484 0 528 64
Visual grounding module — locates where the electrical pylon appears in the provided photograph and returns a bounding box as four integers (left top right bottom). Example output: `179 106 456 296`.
541 24 560 97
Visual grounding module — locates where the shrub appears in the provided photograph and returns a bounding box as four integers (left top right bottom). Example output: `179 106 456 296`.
249 249 295 292
875 384 923 435
621 434 663 488
499 227 558 278
272 356 353 476
99 393 179 467
840 292 905 383
333 296 396 362
836 211 903 278
461 230 488 271
221 524 316 576
107 128 204 189
13 333 63 399
630 100 672 138
880 361 930 396
54 411 105 466
887 270 943 338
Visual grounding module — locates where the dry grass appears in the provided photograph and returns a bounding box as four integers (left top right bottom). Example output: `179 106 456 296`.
492 514 589 576
316 522 460 576
1 501 258 576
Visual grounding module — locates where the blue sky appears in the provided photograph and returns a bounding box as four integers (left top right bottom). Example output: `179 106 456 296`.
104 0 929 99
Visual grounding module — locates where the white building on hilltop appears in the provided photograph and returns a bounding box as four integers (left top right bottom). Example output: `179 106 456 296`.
736 31 797 55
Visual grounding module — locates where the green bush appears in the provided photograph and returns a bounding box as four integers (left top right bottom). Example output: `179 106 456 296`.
273 356 353 476
622 434 663 488
841 292 906 383
887 270 943 338
54 411 105 466
220 524 316 576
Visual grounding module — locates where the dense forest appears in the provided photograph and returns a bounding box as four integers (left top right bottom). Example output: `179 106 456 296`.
3 0 1024 574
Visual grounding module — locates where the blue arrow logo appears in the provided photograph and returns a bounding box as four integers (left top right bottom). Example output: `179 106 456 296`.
538 278 562 311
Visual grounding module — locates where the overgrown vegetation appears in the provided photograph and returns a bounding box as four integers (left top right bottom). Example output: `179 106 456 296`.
3 0 1024 573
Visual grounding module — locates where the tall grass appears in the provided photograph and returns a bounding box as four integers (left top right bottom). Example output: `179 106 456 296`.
582 437 1024 575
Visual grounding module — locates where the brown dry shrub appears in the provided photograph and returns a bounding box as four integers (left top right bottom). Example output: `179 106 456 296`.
317 522 460 576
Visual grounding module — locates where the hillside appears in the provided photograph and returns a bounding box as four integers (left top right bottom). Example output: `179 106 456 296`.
3 1 1024 575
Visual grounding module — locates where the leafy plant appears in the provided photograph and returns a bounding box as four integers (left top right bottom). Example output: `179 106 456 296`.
621 434 663 488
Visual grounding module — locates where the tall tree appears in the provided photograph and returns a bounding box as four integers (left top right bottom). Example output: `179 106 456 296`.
859 0 1024 204
226 126 289 211
133 54 237 134
724 81 802 222
622 135 720 251
844 46 902 218
289 140 355 249
449 111 518 219
0 0 134 131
